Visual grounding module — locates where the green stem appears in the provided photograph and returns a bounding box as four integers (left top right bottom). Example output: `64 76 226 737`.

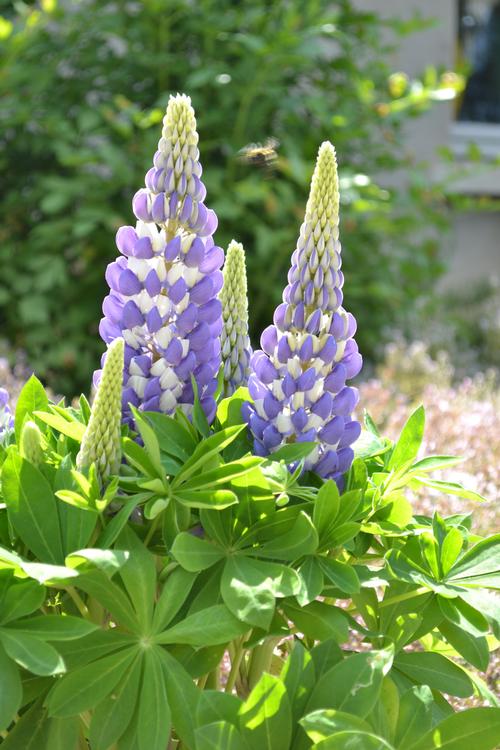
225 638 245 694
379 586 429 608
66 586 90 619
144 513 161 547
247 638 279 691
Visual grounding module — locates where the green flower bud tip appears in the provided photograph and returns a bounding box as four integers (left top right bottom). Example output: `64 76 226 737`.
20 420 44 467
77 337 124 483
220 239 252 398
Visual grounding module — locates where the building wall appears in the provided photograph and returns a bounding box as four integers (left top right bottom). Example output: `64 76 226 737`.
355 0 500 290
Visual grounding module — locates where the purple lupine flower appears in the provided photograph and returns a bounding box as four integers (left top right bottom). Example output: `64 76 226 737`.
244 142 363 486
0 388 14 437
97 94 223 426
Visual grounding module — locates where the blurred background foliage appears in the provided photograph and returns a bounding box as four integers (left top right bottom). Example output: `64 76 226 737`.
0 0 465 394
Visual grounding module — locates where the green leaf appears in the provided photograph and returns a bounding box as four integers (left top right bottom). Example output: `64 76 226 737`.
217 387 251 428
180 456 264 490
313 481 340 541
174 487 239 509
137 648 171 750
196 721 249 750
222 556 301 629
45 716 80 750
0 629 65 676
354 430 389 460
118 527 157 630
238 673 292 750
122 437 160 477
447 534 500 586
130 406 165 478
2 452 64 563
438 596 489 637
143 411 197 461
410 477 485 504
269 442 316 463
66 547 129 576
0 644 22 731
156 604 247 646
408 707 500 750
438 618 489 671
175 425 246 483
394 652 473 697
387 406 425 471
394 685 433 748
160 649 201 748
307 650 393 718
14 375 49 443
33 411 85 442
410 456 463 472
300 709 372 743
257 511 318 561
283 600 348 644
0 579 46 624
47 646 137 717
196 690 241 729
171 532 226 572
312 731 395 749
72 570 140 633
319 559 360 594
7 615 97 641
297 556 324 606
152 567 197 633
440 528 463 575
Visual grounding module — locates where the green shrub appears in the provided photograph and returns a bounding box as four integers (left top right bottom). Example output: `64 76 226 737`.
0 0 456 394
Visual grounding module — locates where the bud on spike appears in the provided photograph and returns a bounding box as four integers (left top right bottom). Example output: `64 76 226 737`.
220 240 252 397
77 338 124 483
20 420 44 466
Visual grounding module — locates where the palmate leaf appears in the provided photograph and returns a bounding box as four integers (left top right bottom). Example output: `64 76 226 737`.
0 629 65 676
387 406 425 471
0 578 46 624
137 648 171 750
196 721 250 750
155 604 248 646
300 709 372 743
46 646 138 717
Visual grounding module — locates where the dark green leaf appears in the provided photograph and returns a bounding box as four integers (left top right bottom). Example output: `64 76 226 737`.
0 644 22 731
0 629 65 676
408 707 500 750
2 452 64 563
137 648 171 750
283 601 348 644
394 651 473 698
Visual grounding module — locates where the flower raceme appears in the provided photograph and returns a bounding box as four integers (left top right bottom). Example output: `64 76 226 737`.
244 142 363 485
99 94 224 426
220 240 252 397
77 337 124 484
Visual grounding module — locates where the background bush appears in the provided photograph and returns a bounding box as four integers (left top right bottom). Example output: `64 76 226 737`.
0 0 455 394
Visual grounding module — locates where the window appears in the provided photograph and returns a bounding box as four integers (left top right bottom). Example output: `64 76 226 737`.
457 0 500 123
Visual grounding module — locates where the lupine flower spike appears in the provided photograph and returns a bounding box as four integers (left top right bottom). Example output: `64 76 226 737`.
98 94 223 426
0 388 14 438
245 142 363 486
77 337 124 484
220 240 252 397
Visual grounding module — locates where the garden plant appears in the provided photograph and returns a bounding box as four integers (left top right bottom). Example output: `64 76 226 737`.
0 94 499 750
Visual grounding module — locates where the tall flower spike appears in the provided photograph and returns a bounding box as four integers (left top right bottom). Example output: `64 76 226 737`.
98 94 223 426
220 240 252 397
245 142 363 487
78 338 124 484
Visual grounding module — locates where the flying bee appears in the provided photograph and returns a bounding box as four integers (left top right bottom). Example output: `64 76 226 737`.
239 137 279 174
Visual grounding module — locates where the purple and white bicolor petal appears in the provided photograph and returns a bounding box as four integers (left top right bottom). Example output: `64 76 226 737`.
97 94 223 426
245 142 362 484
